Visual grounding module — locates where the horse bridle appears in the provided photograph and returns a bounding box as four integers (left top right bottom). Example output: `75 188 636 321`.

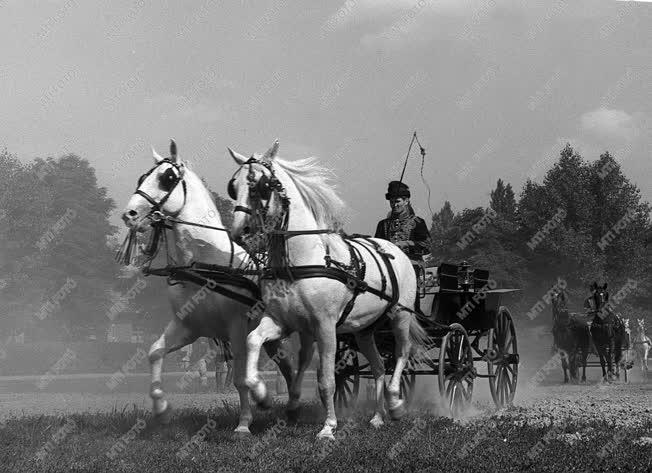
227 157 290 224
135 159 187 216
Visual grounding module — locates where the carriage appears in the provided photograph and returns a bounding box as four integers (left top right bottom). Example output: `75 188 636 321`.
333 260 520 415
122 139 521 436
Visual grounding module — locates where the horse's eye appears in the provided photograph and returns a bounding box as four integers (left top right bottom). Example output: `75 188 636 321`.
159 169 178 191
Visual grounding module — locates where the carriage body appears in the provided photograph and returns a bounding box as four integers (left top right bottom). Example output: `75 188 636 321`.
420 262 519 330
334 261 520 415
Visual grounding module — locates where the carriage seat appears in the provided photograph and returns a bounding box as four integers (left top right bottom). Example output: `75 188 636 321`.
437 262 490 291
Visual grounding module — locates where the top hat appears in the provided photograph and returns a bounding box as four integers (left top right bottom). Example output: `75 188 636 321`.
385 181 411 200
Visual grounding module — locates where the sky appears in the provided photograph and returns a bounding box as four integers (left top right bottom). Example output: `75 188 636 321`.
1 0 651 235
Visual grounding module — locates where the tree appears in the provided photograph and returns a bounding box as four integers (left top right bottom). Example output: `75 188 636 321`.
429 200 528 289
0 151 57 335
516 143 650 304
430 201 456 259
490 179 516 218
28 154 118 339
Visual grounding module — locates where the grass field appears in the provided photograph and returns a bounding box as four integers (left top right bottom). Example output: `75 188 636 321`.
1 328 650 472
1 393 650 473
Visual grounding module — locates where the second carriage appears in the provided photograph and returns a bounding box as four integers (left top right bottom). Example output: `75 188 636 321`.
334 261 520 415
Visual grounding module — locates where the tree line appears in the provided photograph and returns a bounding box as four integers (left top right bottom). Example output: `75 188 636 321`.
430 143 651 320
0 149 234 341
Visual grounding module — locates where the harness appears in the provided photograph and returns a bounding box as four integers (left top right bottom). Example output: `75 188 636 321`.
117 159 263 313
134 159 187 214
232 157 405 328
119 155 409 328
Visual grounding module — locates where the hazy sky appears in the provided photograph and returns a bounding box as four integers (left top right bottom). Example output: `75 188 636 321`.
1 0 651 234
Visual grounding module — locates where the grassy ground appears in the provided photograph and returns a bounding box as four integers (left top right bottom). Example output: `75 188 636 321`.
1 400 650 473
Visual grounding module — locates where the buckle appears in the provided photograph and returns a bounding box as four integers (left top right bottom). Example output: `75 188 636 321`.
149 211 165 222
345 277 368 291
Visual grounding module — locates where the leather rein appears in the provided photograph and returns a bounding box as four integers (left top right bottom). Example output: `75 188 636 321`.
118 159 262 308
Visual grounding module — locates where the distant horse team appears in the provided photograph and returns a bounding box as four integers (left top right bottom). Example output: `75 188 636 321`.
118 138 649 438
551 282 647 383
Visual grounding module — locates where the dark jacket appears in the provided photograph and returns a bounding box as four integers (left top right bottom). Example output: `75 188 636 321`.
374 213 431 261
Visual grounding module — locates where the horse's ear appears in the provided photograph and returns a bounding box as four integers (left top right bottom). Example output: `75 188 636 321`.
602 283 608 290
227 147 248 165
261 139 279 163
170 139 178 162
152 146 164 163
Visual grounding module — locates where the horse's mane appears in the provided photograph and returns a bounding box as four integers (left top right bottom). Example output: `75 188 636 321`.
275 157 345 228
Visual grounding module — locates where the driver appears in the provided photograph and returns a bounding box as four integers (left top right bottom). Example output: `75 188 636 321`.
374 180 431 310
583 282 600 316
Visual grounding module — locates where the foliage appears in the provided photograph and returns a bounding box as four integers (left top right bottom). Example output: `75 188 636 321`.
0 152 119 340
490 178 516 218
429 143 651 316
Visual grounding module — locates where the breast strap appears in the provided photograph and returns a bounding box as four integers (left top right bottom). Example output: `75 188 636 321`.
262 235 400 327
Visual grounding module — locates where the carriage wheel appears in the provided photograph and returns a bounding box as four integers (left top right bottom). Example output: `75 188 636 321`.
334 340 360 409
438 324 474 418
488 307 519 409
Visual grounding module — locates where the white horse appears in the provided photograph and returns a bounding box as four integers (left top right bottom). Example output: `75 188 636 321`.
635 318 651 374
120 140 294 434
226 140 428 439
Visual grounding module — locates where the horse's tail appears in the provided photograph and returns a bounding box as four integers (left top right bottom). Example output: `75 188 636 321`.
408 314 430 349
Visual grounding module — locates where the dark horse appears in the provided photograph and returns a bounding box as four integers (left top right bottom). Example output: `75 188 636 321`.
551 289 590 382
585 282 626 382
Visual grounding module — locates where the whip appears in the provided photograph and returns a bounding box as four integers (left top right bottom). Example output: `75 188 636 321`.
398 131 433 219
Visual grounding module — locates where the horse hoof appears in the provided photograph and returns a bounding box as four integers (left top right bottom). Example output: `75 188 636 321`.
286 407 300 424
388 401 406 421
155 403 173 425
258 392 274 410
317 431 335 441
233 426 252 438
370 416 384 429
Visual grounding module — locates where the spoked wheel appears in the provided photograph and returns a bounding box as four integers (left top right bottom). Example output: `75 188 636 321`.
438 324 475 418
334 340 360 409
488 307 519 409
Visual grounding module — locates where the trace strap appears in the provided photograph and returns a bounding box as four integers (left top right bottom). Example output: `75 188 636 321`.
145 266 260 308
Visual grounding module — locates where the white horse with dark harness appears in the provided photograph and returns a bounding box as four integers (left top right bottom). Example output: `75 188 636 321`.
119 140 294 434
226 140 428 439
